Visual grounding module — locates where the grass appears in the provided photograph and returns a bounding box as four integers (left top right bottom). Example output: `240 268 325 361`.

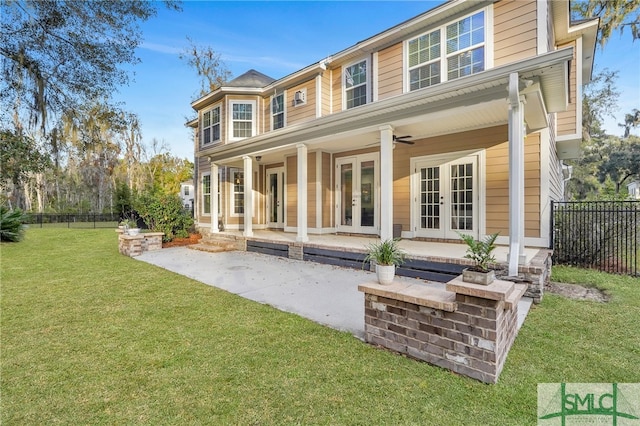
2 229 639 425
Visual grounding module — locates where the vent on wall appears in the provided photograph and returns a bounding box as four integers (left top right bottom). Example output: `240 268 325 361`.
293 89 306 106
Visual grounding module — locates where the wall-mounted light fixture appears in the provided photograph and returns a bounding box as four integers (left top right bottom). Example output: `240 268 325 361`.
255 156 262 162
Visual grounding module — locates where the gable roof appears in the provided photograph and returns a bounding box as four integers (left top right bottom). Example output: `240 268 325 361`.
226 69 275 88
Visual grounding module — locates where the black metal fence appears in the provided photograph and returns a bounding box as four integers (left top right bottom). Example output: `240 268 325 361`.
25 213 122 229
551 201 639 276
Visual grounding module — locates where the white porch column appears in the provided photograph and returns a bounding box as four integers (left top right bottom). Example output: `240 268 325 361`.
210 162 219 233
243 155 253 237
507 73 526 276
296 143 309 242
379 125 394 241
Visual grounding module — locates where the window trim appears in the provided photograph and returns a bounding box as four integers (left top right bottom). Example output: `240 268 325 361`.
342 58 370 110
271 91 286 130
228 100 257 142
230 168 244 217
403 7 492 93
201 172 211 216
201 104 221 146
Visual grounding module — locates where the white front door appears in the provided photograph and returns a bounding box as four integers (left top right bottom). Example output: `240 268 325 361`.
336 153 379 234
266 167 284 229
413 154 479 239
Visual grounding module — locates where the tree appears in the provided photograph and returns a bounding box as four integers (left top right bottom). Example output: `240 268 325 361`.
179 37 232 98
619 108 640 138
572 0 640 46
0 0 181 132
581 69 620 140
597 135 640 194
0 129 50 209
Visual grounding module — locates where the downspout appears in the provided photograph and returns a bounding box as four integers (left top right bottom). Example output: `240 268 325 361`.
507 72 526 276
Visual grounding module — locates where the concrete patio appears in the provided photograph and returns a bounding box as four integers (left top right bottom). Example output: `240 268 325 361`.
136 246 532 340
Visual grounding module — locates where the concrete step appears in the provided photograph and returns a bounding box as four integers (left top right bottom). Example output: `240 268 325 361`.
188 242 236 253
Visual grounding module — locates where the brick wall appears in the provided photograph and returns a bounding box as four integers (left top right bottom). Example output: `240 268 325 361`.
360 278 525 384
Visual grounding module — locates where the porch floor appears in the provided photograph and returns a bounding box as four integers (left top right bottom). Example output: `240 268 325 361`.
215 229 542 266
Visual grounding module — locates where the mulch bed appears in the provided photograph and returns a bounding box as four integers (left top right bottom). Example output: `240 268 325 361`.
162 233 202 248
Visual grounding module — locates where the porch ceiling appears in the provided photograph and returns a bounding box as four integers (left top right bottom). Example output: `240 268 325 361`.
205 48 573 165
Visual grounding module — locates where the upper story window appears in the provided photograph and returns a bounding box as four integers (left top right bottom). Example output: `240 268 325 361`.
407 10 486 91
272 93 285 130
230 100 256 140
446 11 485 80
184 185 190 196
344 59 368 109
201 105 220 145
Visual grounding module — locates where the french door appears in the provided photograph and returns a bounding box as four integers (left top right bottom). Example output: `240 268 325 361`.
335 153 379 234
413 155 479 239
266 167 284 229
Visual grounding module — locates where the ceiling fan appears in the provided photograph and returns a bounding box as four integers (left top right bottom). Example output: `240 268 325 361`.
393 134 414 145
365 134 415 147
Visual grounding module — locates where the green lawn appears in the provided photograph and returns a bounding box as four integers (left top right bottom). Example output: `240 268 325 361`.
2 229 639 425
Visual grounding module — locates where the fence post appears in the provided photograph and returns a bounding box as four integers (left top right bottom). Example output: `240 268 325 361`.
549 200 554 250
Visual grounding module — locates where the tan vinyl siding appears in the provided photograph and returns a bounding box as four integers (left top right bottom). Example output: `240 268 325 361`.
286 156 297 227
261 95 270 134
307 152 317 226
287 81 316 125
378 42 403 100
332 66 343 113
484 132 541 238
493 0 538 66
322 73 331 116
556 40 578 136
322 152 332 228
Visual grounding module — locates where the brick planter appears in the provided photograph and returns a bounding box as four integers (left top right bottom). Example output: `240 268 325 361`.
117 230 164 257
359 276 526 384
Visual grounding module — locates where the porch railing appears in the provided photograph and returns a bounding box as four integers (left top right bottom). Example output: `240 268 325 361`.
551 201 639 276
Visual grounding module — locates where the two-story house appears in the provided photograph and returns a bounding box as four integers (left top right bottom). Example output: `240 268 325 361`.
187 0 597 281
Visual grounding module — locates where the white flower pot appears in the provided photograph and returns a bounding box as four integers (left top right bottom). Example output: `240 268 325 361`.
127 228 140 236
376 264 395 285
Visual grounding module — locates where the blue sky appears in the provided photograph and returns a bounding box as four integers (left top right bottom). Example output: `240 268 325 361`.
118 1 640 160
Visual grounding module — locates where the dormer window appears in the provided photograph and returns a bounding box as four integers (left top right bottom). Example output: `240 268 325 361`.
272 93 285 130
407 9 486 91
230 100 256 141
344 59 368 109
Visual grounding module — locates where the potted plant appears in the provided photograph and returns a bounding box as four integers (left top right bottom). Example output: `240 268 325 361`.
364 238 406 285
120 218 140 236
459 232 499 285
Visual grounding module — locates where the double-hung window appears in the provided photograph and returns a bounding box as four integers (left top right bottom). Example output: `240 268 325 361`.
201 106 220 145
201 173 211 215
408 30 441 90
272 93 285 130
230 101 256 140
446 11 485 80
407 10 486 91
344 60 368 109
231 169 244 215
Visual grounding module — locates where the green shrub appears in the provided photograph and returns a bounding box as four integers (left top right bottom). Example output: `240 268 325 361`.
1 206 27 242
135 192 193 242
